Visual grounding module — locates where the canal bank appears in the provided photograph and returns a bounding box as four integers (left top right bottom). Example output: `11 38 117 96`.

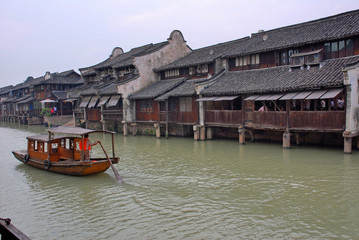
1 122 359 239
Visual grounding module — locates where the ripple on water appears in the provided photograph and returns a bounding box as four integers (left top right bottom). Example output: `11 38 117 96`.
1 124 359 239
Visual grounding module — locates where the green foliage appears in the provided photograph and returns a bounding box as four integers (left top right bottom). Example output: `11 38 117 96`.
40 107 51 117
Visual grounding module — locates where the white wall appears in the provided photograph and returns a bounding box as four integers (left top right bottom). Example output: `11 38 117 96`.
118 30 192 122
344 63 359 133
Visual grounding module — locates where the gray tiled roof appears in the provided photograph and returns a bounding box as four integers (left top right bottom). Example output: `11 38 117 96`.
226 9 359 57
52 91 67 100
0 85 13 95
129 78 186 100
154 37 249 72
156 9 359 71
80 42 169 73
200 55 359 96
34 70 81 86
155 78 208 101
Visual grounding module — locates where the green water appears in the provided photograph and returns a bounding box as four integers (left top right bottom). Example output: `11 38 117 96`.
1 122 359 239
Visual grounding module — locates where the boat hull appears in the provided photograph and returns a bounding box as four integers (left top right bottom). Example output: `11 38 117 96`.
12 151 119 176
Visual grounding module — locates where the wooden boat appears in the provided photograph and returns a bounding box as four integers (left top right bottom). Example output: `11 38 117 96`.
12 126 120 176
0 217 31 240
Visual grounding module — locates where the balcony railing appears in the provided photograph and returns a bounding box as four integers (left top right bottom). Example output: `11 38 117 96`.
102 109 123 121
205 110 244 125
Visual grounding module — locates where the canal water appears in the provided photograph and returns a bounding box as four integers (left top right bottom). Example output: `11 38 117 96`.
1 122 359 239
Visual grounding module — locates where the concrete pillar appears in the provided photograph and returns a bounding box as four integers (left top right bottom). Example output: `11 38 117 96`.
193 125 200 141
239 127 245 145
283 131 291 149
101 120 106 131
344 137 352 154
206 127 213 140
154 123 160 138
123 122 128 136
200 126 206 141
132 123 138 136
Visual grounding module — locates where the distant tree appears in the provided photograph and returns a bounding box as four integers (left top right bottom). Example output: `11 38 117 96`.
40 107 51 117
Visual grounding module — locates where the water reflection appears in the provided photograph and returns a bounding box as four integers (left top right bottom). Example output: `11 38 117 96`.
1 122 359 239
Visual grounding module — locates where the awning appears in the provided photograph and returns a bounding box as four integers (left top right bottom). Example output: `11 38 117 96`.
97 96 111 107
196 97 218 101
266 93 285 100
79 96 92 108
320 88 343 99
305 90 328 100
279 92 300 100
255 94 273 101
87 96 99 108
40 99 58 103
63 98 78 103
244 95 261 101
17 97 35 104
292 91 312 100
106 95 121 107
14 95 31 103
213 96 239 101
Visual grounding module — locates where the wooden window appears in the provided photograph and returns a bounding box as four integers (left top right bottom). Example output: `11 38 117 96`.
44 142 48 153
169 99 177 111
38 142 43 153
324 42 331 53
202 65 208 73
159 102 166 111
331 41 338 52
281 51 287 65
165 69 179 78
346 39 353 56
52 143 58 154
339 40 345 51
66 139 70 149
251 55 257 65
34 141 38 151
179 97 192 112
255 54 260 64
139 100 153 112
235 57 240 67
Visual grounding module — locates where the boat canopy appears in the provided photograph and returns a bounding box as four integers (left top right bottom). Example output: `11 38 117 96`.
48 126 115 136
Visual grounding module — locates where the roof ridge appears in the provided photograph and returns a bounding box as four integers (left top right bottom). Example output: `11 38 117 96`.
252 9 359 37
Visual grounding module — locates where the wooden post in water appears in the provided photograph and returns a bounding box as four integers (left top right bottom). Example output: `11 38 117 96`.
239 126 245 144
283 131 291 149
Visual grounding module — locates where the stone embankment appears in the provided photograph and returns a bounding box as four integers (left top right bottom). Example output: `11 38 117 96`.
44 115 75 127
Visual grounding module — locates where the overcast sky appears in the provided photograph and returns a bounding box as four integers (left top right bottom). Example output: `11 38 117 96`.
1 0 359 87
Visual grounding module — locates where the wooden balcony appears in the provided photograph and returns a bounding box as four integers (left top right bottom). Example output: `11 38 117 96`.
205 110 243 126
204 109 345 132
246 111 287 129
102 109 123 121
289 111 345 130
159 111 198 124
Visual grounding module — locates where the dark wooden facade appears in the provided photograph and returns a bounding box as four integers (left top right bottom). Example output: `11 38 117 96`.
204 96 346 132
136 99 159 122
159 97 199 124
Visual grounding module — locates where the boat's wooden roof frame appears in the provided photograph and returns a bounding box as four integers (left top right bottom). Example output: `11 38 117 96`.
48 126 115 136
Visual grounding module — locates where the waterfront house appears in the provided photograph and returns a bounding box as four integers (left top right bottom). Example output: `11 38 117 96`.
132 9 359 152
33 70 82 116
1 70 81 124
74 30 192 132
0 85 13 120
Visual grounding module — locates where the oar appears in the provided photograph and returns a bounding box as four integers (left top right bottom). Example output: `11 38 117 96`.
93 141 124 183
